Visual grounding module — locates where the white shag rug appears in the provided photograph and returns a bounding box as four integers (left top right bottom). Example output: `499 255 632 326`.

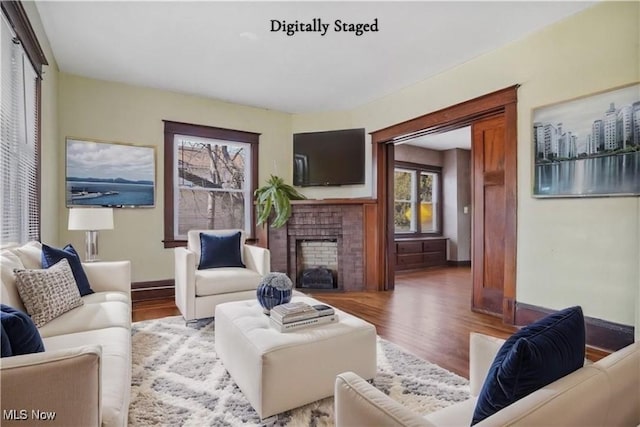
129 316 470 426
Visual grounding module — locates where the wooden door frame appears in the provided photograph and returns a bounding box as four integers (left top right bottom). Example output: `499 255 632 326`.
371 85 518 324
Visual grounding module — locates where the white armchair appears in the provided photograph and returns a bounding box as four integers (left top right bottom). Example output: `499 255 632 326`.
174 229 270 322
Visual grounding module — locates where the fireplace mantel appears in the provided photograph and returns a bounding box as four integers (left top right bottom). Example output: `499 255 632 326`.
290 198 377 205
257 198 378 292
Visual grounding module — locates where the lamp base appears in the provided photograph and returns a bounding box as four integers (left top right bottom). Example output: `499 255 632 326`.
85 230 100 262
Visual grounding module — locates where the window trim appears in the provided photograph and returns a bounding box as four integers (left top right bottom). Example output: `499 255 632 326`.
394 160 443 237
1 1 48 77
163 120 260 248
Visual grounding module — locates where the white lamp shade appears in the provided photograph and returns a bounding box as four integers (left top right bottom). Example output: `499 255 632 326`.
68 208 114 230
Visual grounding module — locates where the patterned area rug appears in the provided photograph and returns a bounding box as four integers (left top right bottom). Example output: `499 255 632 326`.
129 316 470 426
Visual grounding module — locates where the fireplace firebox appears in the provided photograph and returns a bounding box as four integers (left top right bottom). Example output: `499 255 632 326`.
299 266 336 289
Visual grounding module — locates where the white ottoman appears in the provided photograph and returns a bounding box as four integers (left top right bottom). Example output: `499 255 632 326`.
214 296 377 420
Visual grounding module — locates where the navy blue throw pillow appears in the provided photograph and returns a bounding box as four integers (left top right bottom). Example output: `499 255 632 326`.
198 232 245 270
471 306 585 425
1 324 12 357
41 244 94 296
0 304 45 357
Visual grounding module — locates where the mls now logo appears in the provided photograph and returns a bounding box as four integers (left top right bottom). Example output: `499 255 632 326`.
3 409 28 420
3 409 56 421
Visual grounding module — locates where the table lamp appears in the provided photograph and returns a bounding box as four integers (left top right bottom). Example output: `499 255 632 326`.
68 207 114 262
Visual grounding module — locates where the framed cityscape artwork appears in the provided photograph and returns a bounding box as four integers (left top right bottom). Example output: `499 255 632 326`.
532 83 640 197
65 138 156 207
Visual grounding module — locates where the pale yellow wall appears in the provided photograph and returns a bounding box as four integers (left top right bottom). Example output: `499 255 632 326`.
23 2 59 245
292 2 640 326
57 74 292 282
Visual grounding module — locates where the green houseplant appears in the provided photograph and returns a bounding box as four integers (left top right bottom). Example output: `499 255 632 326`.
255 175 306 228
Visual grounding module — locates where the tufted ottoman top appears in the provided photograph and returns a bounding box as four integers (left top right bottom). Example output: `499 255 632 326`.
215 295 375 354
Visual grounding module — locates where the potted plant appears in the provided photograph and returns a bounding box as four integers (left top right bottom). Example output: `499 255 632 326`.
255 175 306 228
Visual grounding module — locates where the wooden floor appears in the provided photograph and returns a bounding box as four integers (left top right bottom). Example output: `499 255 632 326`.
132 266 608 378
311 266 517 378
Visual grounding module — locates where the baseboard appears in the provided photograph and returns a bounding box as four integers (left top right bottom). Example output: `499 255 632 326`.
447 260 471 267
132 279 175 302
515 302 634 352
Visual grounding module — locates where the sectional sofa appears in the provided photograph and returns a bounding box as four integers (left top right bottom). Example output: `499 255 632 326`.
1 241 132 427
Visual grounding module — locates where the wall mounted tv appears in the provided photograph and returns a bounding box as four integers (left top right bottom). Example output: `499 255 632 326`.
293 128 365 187
65 138 156 208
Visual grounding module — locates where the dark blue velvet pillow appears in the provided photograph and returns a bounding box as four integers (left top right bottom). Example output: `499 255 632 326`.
1 324 12 357
41 244 94 296
198 232 245 270
0 304 45 357
471 306 585 425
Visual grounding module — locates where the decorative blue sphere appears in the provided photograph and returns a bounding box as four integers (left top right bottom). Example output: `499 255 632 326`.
256 272 293 313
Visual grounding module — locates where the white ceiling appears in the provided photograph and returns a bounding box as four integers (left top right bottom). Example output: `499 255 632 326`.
403 126 471 150
36 1 595 114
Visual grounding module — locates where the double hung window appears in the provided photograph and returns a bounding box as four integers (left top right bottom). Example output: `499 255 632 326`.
163 121 259 247
394 162 442 235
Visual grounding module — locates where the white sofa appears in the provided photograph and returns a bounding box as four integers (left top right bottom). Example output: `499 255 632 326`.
174 229 270 322
0 241 132 427
335 333 640 427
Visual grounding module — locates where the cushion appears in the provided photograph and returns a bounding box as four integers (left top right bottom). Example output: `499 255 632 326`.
37 300 130 338
43 327 131 427
471 306 586 425
41 244 94 296
0 250 28 312
187 229 246 262
14 259 84 328
195 267 262 296
0 304 45 357
13 241 43 269
198 231 245 270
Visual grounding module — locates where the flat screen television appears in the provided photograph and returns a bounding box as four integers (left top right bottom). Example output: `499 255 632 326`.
65 138 156 208
293 128 365 186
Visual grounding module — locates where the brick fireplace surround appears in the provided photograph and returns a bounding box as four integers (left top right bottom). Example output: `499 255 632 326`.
260 199 377 291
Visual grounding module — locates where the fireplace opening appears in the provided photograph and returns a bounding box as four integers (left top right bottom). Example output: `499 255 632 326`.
299 266 335 289
296 239 338 289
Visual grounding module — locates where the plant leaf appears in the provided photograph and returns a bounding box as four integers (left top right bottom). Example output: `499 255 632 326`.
254 175 305 227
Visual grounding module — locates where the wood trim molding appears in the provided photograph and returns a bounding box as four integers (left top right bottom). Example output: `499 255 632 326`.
131 279 175 302
363 203 379 290
291 198 376 205
162 120 260 248
372 86 518 143
1 0 48 77
447 260 471 267
502 101 518 324
162 120 260 144
515 302 635 352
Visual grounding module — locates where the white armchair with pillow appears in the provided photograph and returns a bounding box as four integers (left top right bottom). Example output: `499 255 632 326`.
174 229 270 322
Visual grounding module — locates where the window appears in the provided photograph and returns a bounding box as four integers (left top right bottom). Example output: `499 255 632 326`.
394 162 442 235
163 121 259 248
0 2 47 245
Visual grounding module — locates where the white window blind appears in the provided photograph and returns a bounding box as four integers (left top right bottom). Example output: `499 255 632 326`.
1 14 39 245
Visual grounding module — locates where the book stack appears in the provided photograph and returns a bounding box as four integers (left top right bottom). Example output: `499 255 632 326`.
269 302 338 332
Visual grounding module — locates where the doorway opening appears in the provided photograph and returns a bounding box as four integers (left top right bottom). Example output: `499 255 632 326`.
371 86 518 323
392 127 472 273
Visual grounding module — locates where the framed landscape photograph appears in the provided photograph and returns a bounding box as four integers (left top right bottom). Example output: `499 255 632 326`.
66 138 156 207
532 83 640 197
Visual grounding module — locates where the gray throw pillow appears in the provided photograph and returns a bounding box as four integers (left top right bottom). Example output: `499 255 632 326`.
14 258 84 327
